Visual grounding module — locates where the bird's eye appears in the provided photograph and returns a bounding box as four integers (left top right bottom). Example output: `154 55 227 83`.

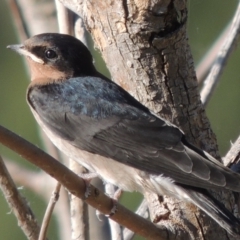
45 49 57 59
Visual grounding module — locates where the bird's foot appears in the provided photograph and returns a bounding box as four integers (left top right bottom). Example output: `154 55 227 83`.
96 188 122 220
106 188 122 217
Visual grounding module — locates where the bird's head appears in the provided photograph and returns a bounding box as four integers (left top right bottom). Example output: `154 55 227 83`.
7 33 96 84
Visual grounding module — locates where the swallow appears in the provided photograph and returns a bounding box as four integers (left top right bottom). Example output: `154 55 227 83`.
8 33 240 236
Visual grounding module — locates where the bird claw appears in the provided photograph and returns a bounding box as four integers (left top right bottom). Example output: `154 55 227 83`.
96 210 104 221
96 199 119 220
95 188 122 220
106 202 118 217
84 182 92 199
106 187 121 216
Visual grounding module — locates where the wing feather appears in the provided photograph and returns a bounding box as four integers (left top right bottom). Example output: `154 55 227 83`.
28 77 240 192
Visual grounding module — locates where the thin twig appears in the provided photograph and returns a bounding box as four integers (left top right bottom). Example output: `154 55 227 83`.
196 23 231 84
38 182 62 240
4 157 71 240
200 2 240 107
223 135 240 167
0 124 168 239
0 155 40 240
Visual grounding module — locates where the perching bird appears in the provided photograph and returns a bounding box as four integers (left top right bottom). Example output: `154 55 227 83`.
8 33 240 236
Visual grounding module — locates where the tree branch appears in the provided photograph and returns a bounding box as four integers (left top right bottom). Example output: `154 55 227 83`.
38 182 61 240
4 157 72 240
0 155 40 240
224 135 240 167
201 1 240 107
196 23 231 84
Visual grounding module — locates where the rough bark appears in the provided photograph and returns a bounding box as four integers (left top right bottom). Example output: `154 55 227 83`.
61 0 239 239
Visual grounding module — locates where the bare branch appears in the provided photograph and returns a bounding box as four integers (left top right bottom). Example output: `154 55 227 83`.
196 23 231 84
0 155 40 240
224 135 240 167
4 157 71 240
38 182 62 240
201 2 240 107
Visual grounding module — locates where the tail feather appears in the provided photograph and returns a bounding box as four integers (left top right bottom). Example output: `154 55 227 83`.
150 174 240 236
186 188 240 237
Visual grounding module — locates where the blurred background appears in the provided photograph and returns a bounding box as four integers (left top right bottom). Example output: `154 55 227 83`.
0 0 240 239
